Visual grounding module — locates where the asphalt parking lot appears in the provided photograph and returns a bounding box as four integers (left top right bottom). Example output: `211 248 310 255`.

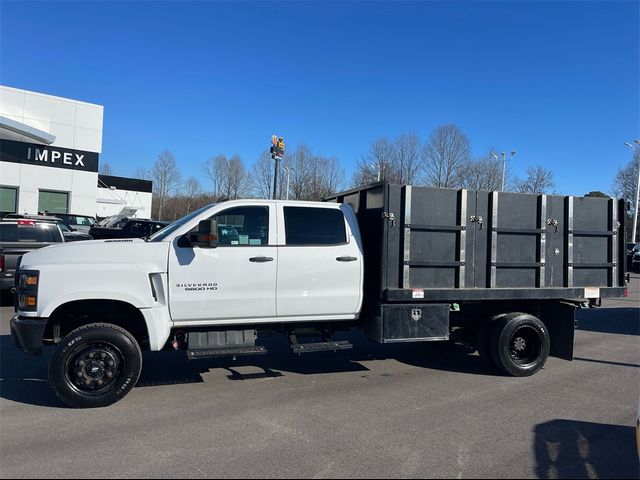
1 279 638 478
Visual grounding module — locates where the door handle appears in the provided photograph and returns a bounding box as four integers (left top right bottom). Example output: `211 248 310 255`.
336 256 358 262
249 256 274 263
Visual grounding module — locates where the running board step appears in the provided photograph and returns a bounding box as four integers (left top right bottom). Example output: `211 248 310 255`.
291 341 353 354
187 346 267 360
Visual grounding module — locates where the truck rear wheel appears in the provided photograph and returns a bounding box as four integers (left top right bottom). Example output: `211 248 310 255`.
48 323 142 408
489 313 550 377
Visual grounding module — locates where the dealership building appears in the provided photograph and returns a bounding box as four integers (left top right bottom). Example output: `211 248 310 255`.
0 85 152 219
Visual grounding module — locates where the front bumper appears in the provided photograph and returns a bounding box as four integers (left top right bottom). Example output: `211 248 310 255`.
10 314 47 356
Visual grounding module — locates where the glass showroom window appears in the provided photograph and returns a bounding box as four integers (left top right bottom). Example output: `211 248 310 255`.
38 190 69 214
0 186 18 214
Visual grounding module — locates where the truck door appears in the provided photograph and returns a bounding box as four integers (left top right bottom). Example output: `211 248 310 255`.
168 204 277 324
276 205 362 319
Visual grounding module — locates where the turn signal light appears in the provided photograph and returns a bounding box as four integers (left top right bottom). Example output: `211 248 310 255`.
19 295 37 307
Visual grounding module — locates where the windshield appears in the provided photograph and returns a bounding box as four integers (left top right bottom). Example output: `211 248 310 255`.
57 223 70 232
148 205 214 242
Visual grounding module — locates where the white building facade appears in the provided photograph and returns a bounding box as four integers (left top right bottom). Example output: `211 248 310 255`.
0 86 152 219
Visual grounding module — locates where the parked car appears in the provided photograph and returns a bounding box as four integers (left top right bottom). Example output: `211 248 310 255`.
0 219 64 292
626 242 638 269
89 218 169 239
56 222 93 242
3 214 92 242
632 247 640 273
50 213 97 234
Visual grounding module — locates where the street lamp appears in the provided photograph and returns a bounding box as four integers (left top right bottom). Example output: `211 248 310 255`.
370 164 381 182
624 140 640 243
281 166 292 200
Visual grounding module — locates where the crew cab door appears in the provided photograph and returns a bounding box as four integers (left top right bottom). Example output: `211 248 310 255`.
276 205 362 319
168 204 277 324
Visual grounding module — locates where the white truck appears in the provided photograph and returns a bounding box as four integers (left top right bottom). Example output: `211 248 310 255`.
10 182 627 408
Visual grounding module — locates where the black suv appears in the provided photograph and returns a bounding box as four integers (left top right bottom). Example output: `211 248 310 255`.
89 218 169 239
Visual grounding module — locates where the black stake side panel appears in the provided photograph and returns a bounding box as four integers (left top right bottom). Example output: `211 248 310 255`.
326 183 626 302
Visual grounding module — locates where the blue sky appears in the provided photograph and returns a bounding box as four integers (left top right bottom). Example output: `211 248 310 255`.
1 1 638 195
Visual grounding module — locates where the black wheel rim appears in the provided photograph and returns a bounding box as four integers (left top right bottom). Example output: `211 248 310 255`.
65 342 124 395
508 326 542 366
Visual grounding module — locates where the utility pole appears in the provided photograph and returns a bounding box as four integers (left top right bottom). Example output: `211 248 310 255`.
624 140 640 243
493 151 516 192
270 135 285 200
282 166 292 200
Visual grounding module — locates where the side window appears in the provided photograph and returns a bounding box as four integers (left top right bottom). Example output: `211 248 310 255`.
35 224 62 242
208 206 269 246
284 207 346 246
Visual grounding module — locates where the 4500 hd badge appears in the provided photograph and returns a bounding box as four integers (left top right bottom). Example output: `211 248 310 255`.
175 282 218 292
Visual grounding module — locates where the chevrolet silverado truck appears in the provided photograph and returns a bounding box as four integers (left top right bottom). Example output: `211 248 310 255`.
11 182 627 408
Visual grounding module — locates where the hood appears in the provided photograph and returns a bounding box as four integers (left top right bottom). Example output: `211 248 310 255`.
20 238 170 272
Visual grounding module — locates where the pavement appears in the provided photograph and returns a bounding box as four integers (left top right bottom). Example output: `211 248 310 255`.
0 278 638 478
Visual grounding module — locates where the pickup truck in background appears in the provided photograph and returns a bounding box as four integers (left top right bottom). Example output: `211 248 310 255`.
88 218 169 240
10 182 627 408
0 219 65 292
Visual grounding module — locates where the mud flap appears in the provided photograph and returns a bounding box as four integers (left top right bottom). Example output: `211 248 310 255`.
541 302 577 361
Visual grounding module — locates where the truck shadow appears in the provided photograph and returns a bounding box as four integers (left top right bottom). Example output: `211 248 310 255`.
136 330 499 387
533 419 639 479
0 331 497 408
577 307 640 336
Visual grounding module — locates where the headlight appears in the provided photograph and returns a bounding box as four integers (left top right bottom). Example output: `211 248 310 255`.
17 270 39 311
19 273 39 288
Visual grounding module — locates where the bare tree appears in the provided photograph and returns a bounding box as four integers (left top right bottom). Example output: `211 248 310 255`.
613 151 639 241
422 124 471 188
514 165 555 194
183 177 202 213
202 154 228 199
457 152 503 191
275 144 345 201
249 150 275 199
392 133 422 184
222 155 246 200
352 137 394 186
133 168 151 180
286 144 315 200
150 150 182 220
99 162 113 175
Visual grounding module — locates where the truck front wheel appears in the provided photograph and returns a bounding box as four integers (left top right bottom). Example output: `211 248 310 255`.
489 313 550 377
48 323 142 408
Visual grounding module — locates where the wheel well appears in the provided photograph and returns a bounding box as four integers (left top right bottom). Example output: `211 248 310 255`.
46 300 150 350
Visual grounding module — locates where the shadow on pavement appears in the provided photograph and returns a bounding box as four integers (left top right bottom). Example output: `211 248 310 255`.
533 419 639 479
0 336 63 408
1 330 498 408
577 308 640 336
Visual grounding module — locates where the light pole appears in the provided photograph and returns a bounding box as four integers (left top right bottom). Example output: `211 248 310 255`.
281 166 292 200
624 140 640 243
370 164 381 182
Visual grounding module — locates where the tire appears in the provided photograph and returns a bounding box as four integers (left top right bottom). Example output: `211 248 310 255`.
48 323 142 408
489 313 550 377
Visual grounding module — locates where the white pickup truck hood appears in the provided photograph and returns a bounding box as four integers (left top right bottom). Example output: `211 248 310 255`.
19 239 171 318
